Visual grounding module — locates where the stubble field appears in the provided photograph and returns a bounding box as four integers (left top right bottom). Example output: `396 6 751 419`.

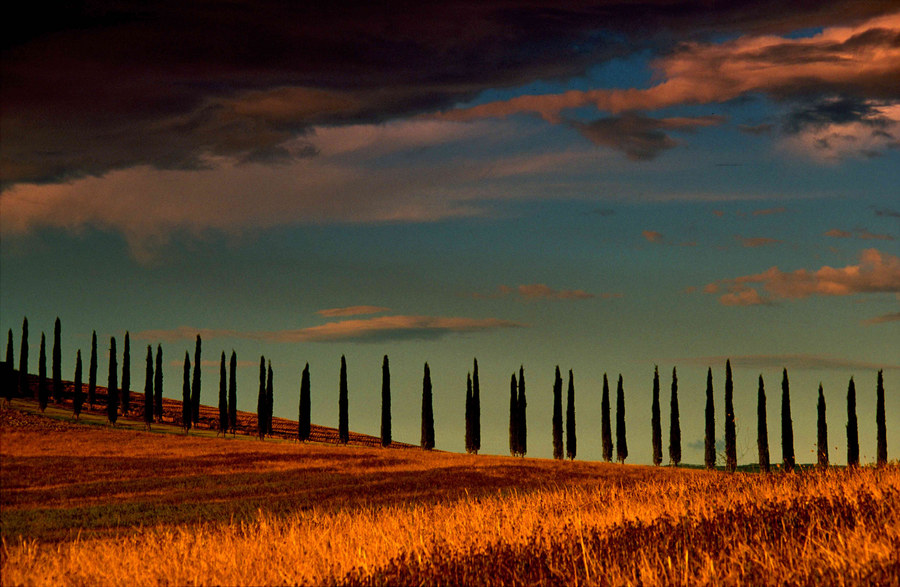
1 400 898 586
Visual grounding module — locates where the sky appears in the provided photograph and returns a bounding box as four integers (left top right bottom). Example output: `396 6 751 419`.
2 1 898 465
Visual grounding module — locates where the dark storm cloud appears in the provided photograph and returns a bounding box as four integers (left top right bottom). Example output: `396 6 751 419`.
2 0 897 188
573 114 725 160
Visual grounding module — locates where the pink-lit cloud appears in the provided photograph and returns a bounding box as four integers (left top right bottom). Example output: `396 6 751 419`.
317 306 390 317
752 206 787 216
437 12 900 161
642 230 664 243
863 311 900 325
135 315 524 344
705 248 900 305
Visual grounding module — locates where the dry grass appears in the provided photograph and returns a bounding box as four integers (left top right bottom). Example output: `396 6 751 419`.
2 402 899 586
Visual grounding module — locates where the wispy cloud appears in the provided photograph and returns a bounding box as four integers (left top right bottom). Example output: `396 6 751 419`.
736 235 782 248
317 306 390 317
752 206 787 216
136 315 524 344
825 228 895 241
642 230 664 243
863 311 900 325
676 354 900 371
473 283 612 301
704 248 900 306
570 114 726 160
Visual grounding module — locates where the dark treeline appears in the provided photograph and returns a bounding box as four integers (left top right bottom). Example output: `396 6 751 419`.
1 317 892 468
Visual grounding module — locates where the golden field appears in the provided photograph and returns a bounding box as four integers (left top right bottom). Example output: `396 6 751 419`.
1 399 898 586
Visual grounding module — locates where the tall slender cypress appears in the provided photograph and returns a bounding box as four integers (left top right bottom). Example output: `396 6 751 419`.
299 363 311 441
421 362 435 450
191 335 201 425
601 373 612 462
121 331 131 416
154 345 163 421
107 337 118 424
509 373 518 456
669 367 681 466
52 318 62 403
725 359 736 473
757 375 770 473
381 355 391 447
257 356 266 438
228 351 237 434
144 346 153 427
338 355 349 444
88 331 97 409
73 350 83 419
566 369 576 460
19 317 29 399
817 383 828 469
781 368 794 472
847 376 859 467
552 366 563 460
472 358 481 454
876 370 887 467
38 333 48 410
704 368 716 470
616 374 627 464
266 361 274 435
651 366 662 466
465 373 473 453
517 366 527 457
182 352 191 433
218 352 228 434
4 329 13 403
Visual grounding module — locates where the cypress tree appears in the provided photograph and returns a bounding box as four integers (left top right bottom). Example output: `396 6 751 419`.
107 337 118 424
566 369 576 460
472 358 481 454
218 352 228 434
704 367 716 470
257 356 266 438
847 376 859 467
601 373 612 462
228 351 237 435
144 346 153 428
876 370 887 467
73 350 83 419
616 374 627 464
4 329 13 403
338 355 349 444
38 333 48 410
421 362 435 450
781 368 794 472
509 373 518 456
299 363 311 441
381 355 391 447
651 366 662 466
182 352 191 433
517 366 527 457
725 359 736 473
757 375 770 473
121 331 131 416
191 335 201 425
19 317 29 399
465 372 473 453
552 366 563 460
817 383 828 469
88 331 97 409
669 367 681 466
52 317 62 403
154 345 163 421
266 361 274 435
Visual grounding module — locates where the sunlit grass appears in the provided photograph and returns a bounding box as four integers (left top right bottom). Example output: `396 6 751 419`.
2 402 898 586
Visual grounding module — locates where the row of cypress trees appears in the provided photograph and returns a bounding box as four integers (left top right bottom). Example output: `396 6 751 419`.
3 318 890 467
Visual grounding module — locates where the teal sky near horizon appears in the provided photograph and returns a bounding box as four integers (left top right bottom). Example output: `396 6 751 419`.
1 2 898 464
